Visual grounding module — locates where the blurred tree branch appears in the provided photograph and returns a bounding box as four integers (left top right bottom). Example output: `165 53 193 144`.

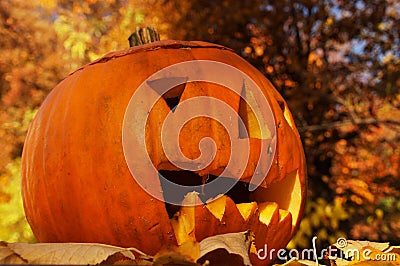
299 117 400 133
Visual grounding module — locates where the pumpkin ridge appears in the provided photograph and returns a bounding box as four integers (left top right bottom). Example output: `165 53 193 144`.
68 40 234 77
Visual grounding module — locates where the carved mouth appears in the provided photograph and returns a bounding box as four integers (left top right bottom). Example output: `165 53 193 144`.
159 170 253 218
158 169 302 246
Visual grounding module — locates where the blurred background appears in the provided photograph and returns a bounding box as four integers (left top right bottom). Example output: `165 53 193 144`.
0 0 399 248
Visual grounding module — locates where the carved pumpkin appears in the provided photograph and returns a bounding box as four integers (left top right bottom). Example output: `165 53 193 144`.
21 36 306 265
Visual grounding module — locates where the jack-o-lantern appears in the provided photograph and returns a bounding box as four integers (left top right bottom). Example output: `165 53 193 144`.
21 29 306 265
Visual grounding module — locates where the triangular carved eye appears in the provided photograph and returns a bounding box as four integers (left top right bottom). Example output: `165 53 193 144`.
238 80 272 139
147 77 188 112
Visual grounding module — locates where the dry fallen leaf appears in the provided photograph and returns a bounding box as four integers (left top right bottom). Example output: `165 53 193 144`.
197 230 254 266
332 240 400 266
334 240 390 254
0 244 27 264
351 246 400 266
0 241 144 264
386 247 400 255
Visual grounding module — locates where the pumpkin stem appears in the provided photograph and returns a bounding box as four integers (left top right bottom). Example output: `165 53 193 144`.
128 26 160 47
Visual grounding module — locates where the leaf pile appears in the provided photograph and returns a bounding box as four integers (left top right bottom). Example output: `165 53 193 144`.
1 234 399 265
0 231 253 265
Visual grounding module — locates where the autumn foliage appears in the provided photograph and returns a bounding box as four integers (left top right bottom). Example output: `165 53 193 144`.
0 0 399 250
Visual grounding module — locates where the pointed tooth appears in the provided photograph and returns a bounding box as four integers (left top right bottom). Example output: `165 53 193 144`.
249 206 293 266
258 202 279 226
247 201 279 257
181 191 203 206
265 209 293 252
278 209 291 222
180 191 202 234
205 195 226 221
220 196 247 232
194 196 246 240
277 209 292 234
236 202 258 221
193 204 220 241
171 191 202 245
171 216 192 246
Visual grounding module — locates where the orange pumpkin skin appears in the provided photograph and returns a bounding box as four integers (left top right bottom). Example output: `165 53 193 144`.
21 40 306 264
